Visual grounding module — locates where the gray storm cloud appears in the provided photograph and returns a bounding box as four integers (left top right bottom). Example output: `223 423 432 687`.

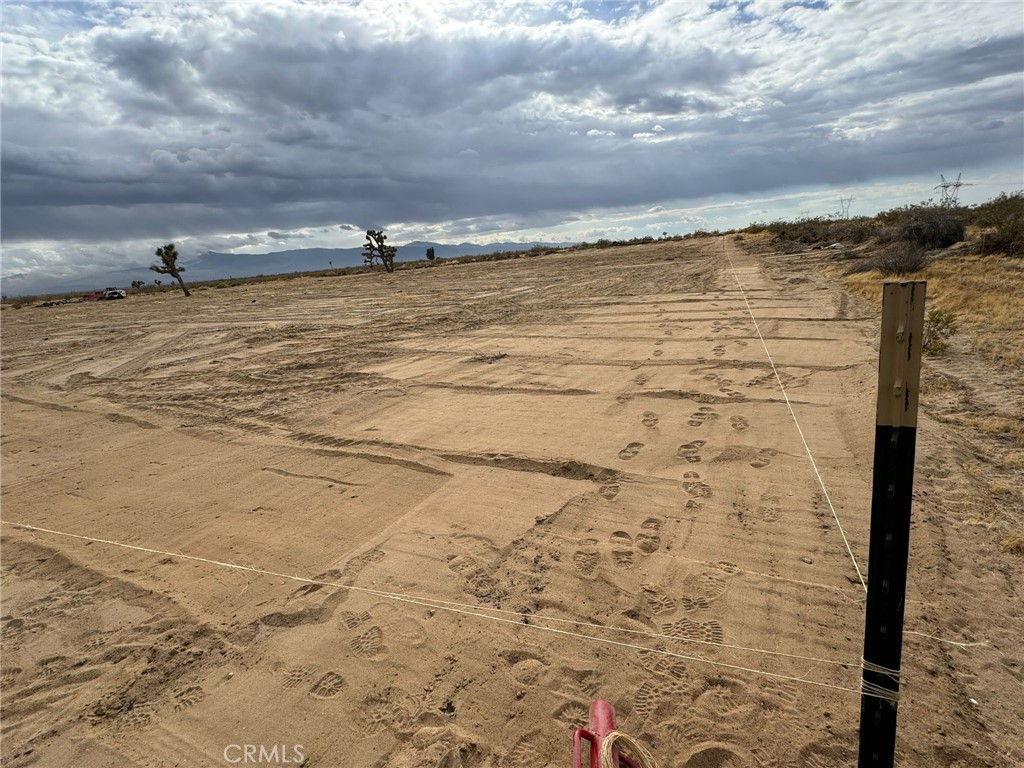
1 0 1021 291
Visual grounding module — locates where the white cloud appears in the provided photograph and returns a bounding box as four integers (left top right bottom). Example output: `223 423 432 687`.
0 0 1020 291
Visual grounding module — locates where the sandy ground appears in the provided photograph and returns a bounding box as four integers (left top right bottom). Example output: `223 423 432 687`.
1 238 1021 767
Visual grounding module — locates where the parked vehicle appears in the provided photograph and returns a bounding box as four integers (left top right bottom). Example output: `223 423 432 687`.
81 288 127 301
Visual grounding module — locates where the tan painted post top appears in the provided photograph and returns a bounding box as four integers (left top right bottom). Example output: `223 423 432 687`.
876 281 926 428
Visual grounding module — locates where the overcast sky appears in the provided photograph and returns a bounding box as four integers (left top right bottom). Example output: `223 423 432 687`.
2 0 1022 293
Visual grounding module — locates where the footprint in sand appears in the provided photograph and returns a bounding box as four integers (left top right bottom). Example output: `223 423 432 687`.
340 610 372 630
730 415 750 432
688 407 719 428
350 626 385 658
712 345 726 358
642 586 677 616
507 734 549 766
661 618 725 645
652 350 664 357
679 595 710 611
756 492 780 523
680 572 728 610
554 701 591 727
309 671 346 699
121 704 156 729
682 471 714 498
635 534 661 553
611 549 635 568
610 531 633 547
634 677 689 720
572 551 599 576
757 677 801 713
282 664 318 690
676 440 705 463
618 442 644 461
635 517 664 553
362 689 422 735
173 685 206 712
599 482 620 500
637 645 689 680
749 448 777 469
642 411 660 427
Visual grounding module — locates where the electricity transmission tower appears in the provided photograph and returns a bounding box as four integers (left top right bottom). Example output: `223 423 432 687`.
934 173 972 206
839 195 854 219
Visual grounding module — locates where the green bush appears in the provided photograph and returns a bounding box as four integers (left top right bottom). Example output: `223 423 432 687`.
923 308 958 356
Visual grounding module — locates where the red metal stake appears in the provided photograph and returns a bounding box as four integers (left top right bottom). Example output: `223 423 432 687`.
572 701 641 768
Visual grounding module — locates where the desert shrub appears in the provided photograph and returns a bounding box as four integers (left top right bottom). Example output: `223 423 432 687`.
875 242 927 276
977 212 1024 257
838 219 878 244
842 258 879 276
923 308 958 356
894 208 965 249
968 191 1023 228
733 234 745 241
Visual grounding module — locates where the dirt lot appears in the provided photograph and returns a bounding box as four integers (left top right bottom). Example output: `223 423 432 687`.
2 238 1021 767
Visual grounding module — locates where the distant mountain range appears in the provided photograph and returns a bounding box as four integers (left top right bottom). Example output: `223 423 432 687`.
6 241 574 297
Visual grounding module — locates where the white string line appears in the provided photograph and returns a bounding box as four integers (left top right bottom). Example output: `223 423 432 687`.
904 630 987 649
630 548 865 603
1 520 857 671
0 520 875 699
721 238 868 592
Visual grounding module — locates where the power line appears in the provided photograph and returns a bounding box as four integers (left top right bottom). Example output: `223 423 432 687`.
934 173 972 206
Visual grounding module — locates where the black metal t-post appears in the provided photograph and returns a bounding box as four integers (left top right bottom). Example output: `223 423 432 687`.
858 281 926 768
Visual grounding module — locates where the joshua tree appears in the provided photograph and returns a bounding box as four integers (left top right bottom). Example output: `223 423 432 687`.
151 243 191 296
153 279 162 286
426 246 435 261
131 280 146 290
363 229 396 273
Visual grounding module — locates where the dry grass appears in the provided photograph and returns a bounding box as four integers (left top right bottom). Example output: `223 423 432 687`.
840 250 1023 556
1002 529 1024 555
844 254 1024 369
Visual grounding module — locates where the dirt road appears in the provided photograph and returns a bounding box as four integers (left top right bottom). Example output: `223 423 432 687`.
2 238 1019 766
